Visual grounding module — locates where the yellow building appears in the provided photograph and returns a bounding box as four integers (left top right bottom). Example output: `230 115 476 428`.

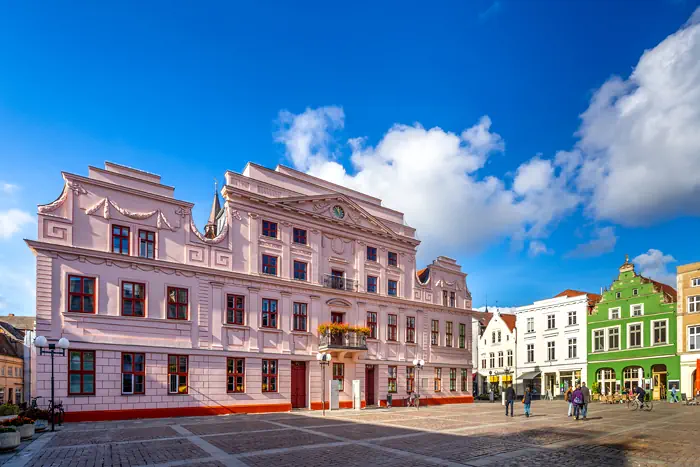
677 262 700 397
0 334 24 405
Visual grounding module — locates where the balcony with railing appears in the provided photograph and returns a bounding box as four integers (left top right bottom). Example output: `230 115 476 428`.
323 274 358 292
319 330 368 352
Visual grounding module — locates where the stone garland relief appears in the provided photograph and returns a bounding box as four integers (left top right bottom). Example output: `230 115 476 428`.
38 181 88 217
85 197 176 231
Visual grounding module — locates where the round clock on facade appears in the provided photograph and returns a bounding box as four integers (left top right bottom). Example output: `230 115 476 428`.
332 205 345 219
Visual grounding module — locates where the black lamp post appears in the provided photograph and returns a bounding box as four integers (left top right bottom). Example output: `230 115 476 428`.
316 353 331 416
34 336 70 432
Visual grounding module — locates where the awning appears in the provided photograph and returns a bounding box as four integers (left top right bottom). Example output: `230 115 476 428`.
519 371 541 380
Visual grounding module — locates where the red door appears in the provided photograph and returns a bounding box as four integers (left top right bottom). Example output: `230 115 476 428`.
365 365 375 406
291 361 306 409
331 313 344 323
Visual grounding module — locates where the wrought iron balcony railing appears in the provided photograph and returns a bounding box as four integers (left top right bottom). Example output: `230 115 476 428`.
323 274 358 292
319 330 368 351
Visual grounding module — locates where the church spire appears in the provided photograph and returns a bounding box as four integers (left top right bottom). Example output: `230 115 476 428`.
204 179 221 239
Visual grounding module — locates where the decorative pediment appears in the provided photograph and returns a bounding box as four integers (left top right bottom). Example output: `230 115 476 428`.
326 298 352 308
85 197 176 231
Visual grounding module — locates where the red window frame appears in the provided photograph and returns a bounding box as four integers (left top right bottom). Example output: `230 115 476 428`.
293 228 307 245
226 294 245 325
406 316 415 343
388 280 398 296
121 352 145 395
262 220 278 238
68 350 95 396
366 246 377 261
261 298 278 328
121 281 146 317
387 314 397 341
293 302 307 331
388 251 398 267
68 275 96 313
367 275 378 293
434 368 442 392
406 366 415 393
333 362 344 391
168 355 188 394
138 229 155 259
459 323 466 349
227 358 245 393
293 261 307 281
446 321 453 347
262 255 278 275
431 320 439 346
167 287 188 320
388 366 397 393
112 225 130 255
262 359 277 392
367 312 378 339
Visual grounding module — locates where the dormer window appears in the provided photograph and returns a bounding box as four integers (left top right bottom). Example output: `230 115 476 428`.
632 288 638 296
262 220 278 238
615 292 621 299
366 246 377 262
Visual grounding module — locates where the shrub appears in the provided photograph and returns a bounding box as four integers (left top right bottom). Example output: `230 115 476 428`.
0 427 17 433
0 416 34 427
20 408 51 421
317 323 371 336
0 404 19 416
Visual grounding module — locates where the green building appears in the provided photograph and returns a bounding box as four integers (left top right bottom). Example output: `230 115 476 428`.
587 256 679 400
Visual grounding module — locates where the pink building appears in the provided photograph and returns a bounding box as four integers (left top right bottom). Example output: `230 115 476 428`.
27 162 475 421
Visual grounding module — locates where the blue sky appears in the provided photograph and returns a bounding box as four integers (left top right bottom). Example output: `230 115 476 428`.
1 1 699 315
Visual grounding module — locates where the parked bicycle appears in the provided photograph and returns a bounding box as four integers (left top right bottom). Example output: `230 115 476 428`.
48 399 65 425
406 392 420 409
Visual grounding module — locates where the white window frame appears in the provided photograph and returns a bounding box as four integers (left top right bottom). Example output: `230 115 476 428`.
627 322 643 349
688 296 700 313
526 344 534 363
497 351 504 368
651 319 668 346
568 338 577 359
632 288 638 296
547 341 556 361
547 314 556 330
497 330 501 343
607 325 621 351
615 292 621 299
688 325 700 351
507 350 513 367
593 329 605 352
568 310 577 326
630 303 644 317
691 278 700 287
609 307 621 320
527 317 534 333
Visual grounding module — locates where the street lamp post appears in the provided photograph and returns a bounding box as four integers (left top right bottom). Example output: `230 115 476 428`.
34 336 70 432
412 358 424 409
316 353 331 416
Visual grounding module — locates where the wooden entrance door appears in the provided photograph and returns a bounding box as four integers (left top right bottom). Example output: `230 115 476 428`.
291 361 306 409
365 365 375 406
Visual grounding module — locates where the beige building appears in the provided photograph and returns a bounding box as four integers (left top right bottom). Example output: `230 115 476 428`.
677 262 700 396
0 334 24 405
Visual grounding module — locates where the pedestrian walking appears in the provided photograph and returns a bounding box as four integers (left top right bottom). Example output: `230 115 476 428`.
571 384 584 420
669 384 679 403
565 386 573 416
489 388 494 403
523 387 533 417
581 382 591 419
505 385 516 417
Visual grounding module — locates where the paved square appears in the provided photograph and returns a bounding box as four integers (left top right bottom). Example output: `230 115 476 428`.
6 401 700 466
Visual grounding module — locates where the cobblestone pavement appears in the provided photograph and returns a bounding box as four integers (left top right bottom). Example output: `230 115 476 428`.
5 400 700 467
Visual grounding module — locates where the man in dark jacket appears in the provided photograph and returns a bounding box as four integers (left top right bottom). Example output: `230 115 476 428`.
581 382 591 420
505 385 516 417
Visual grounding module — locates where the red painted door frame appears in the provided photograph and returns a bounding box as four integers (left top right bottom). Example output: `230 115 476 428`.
291 361 306 409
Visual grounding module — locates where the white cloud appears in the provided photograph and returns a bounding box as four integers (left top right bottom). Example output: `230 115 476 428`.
633 249 676 286
567 7 700 226
528 240 553 257
0 183 18 195
276 108 579 260
566 226 617 258
0 209 33 239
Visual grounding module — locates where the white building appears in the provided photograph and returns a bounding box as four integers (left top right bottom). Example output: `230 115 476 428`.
475 310 516 394
471 311 491 395
515 290 599 398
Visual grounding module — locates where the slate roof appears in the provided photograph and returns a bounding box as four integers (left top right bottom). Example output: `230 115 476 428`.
0 315 35 332
0 334 22 359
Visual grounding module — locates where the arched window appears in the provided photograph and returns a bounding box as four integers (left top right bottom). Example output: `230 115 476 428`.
596 368 616 395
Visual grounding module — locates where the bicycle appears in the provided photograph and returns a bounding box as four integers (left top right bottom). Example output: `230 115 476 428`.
406 393 420 409
48 399 65 426
629 398 653 412
30 396 42 409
